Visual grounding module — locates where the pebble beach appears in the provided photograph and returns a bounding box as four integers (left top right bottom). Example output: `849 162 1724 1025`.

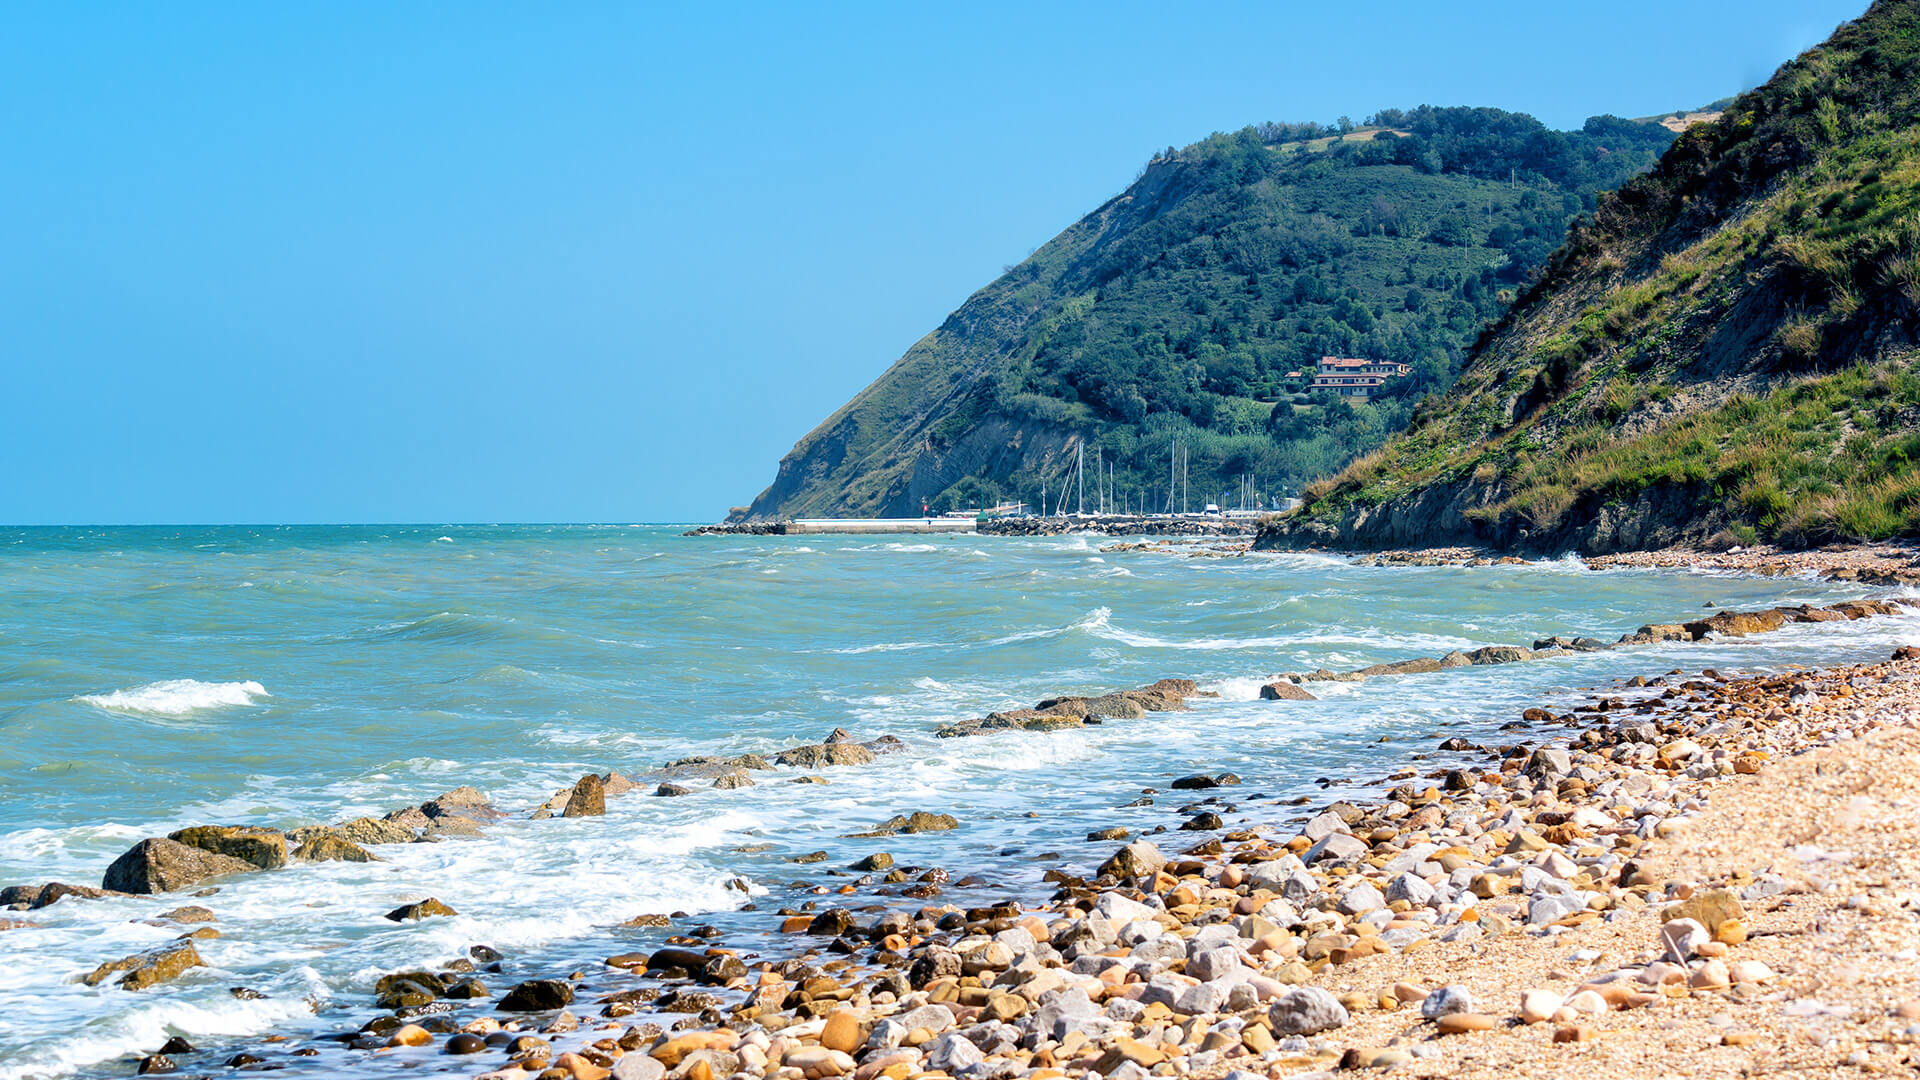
9 536 1920 1080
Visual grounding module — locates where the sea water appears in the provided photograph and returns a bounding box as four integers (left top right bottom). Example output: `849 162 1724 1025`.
0 525 1910 1078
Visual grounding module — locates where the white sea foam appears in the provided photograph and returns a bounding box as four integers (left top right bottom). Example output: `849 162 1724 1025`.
76 679 269 716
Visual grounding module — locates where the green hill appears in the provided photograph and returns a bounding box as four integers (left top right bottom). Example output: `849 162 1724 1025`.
1267 0 1920 553
739 108 1675 520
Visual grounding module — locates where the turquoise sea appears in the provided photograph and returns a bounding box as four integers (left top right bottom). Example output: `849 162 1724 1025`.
0 525 1911 1078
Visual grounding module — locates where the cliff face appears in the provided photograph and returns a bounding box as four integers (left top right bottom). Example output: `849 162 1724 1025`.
1263 0 1920 554
737 161 1195 520
739 110 1676 521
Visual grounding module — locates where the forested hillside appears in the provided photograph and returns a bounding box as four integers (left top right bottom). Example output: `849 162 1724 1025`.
1267 0 1920 552
740 108 1675 520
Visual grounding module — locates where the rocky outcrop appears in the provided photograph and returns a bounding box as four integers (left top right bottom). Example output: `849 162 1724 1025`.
168 826 287 871
103 838 257 894
291 836 379 863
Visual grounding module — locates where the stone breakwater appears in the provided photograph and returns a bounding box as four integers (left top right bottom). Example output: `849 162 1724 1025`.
14 597 1920 1078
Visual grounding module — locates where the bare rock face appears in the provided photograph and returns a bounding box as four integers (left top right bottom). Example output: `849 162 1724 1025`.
103 838 258 894
168 825 288 870
561 774 606 818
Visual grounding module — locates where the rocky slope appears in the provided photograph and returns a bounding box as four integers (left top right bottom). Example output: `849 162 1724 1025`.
1264 0 1920 554
739 111 1674 520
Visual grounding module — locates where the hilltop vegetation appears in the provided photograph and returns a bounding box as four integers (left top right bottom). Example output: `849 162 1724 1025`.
741 108 1674 519
1275 0 1920 552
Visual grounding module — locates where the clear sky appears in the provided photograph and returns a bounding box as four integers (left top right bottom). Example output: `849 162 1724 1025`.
2 1 1869 524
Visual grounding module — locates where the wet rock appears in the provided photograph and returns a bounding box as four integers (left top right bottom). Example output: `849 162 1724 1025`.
1098 840 1166 880
446 1032 487 1054
1467 645 1532 665
712 769 755 791
1170 774 1228 790
498 979 574 1011
385 898 457 921
655 783 694 797
86 940 205 991
853 811 958 836
1269 986 1348 1035
773 743 876 769
157 905 216 924
136 1054 176 1075
851 853 893 872
1259 681 1317 701
103 838 257 895
422 786 504 822
1355 657 1444 677
3 882 127 908
292 836 380 863
167 826 287 870
334 817 418 845
1084 693 1148 719
562 775 606 818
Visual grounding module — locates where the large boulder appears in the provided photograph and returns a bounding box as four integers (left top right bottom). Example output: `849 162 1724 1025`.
561 775 606 818
167 826 287 871
104 838 257 894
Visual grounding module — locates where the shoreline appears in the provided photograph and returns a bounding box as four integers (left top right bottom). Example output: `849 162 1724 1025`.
11 580 1918 1078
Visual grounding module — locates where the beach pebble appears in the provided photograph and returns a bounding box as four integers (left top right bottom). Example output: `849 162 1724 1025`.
1421 985 1473 1019
1519 989 1564 1024
1660 918 1709 962
1269 987 1348 1035
1436 1012 1497 1034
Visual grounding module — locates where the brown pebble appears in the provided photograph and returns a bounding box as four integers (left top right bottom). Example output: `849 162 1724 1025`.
1436 1013 1497 1034
1553 1024 1594 1043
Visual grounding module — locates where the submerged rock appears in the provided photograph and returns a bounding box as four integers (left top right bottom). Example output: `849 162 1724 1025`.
385 898 457 922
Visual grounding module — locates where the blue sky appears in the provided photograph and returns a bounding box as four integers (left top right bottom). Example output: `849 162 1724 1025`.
2 1 1867 523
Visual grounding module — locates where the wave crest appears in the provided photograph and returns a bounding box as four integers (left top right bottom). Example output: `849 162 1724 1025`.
77 679 270 716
